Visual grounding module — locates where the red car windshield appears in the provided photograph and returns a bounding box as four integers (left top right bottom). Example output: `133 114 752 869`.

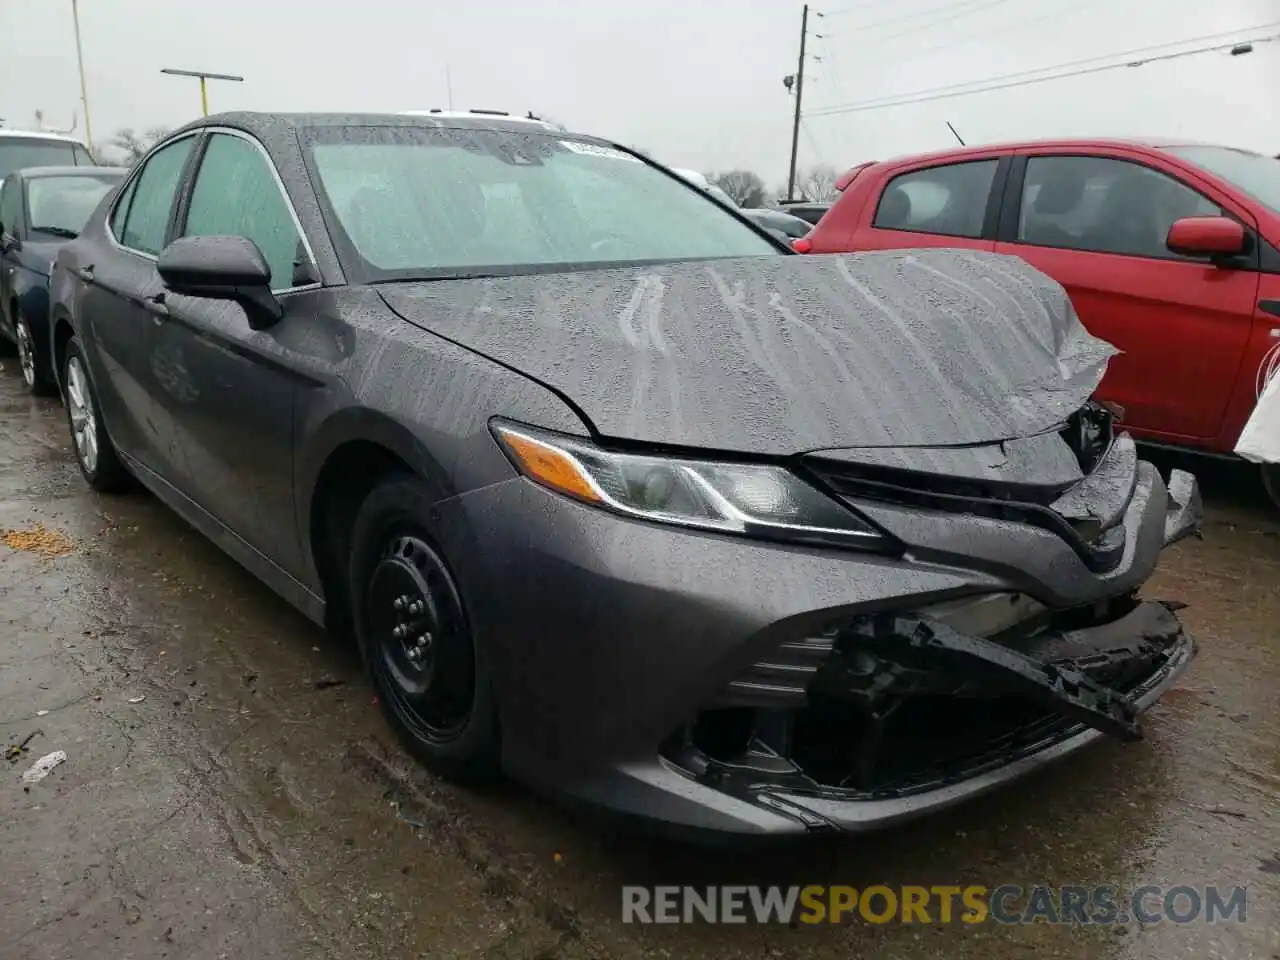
1166 145 1280 215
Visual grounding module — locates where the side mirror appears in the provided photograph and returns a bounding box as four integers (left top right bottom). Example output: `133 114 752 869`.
157 235 283 328
791 237 813 254
1166 216 1248 260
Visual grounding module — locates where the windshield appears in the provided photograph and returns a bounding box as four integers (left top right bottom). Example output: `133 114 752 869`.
27 173 121 238
0 139 95 182
1166 145 1280 215
304 126 777 279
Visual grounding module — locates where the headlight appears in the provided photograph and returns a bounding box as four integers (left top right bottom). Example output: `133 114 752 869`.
492 422 888 549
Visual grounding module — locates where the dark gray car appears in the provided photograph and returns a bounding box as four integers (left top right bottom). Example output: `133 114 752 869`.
48 112 1200 838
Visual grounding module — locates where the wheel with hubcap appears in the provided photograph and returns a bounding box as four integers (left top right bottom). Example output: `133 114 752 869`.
348 475 499 778
62 337 131 492
16 312 56 395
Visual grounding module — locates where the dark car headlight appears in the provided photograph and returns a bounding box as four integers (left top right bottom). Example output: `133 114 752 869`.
492 422 887 549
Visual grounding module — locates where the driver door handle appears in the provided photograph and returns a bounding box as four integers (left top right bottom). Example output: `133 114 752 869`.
76 265 95 283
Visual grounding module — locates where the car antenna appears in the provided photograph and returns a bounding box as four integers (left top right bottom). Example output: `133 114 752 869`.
946 121 965 146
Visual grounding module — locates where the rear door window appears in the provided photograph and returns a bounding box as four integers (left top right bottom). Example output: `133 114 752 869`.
0 137 94 182
873 160 998 239
119 136 195 256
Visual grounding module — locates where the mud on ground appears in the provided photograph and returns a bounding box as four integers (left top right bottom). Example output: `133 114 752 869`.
1 367 1276 960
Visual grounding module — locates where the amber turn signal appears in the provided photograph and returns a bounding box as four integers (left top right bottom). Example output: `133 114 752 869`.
495 427 603 504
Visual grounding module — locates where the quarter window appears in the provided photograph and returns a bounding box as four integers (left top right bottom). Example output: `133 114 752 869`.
873 160 998 239
120 136 195 255
109 176 137 238
1017 156 1221 260
182 133 306 290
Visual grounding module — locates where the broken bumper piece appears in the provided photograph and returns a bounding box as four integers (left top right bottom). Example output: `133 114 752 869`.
574 600 1193 838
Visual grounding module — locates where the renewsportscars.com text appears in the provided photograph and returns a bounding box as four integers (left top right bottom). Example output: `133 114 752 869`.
621 884 1248 925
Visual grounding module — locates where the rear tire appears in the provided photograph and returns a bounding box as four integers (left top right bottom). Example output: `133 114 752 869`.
62 337 131 492
347 474 500 780
16 312 56 396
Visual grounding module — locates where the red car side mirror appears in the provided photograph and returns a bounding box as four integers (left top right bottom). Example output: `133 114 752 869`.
1166 216 1247 259
792 237 813 254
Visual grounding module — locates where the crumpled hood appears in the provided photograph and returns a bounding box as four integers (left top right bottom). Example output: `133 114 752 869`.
381 249 1117 455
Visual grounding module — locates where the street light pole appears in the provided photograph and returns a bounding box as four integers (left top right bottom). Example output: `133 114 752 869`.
160 68 244 116
70 0 93 149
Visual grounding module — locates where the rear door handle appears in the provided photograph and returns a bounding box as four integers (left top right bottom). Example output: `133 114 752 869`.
76 265 95 283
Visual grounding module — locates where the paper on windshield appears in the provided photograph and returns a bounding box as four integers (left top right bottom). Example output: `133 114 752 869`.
559 141 641 162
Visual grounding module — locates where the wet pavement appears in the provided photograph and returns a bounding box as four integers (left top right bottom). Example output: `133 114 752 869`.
1 362 1277 960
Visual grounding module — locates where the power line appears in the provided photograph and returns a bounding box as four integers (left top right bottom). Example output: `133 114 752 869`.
838 0 1106 75
806 25 1280 117
819 0 1009 42
818 0 904 18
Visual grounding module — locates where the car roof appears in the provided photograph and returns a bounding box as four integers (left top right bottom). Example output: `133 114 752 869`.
158 112 610 168
400 109 557 129
864 136 1235 169
0 129 90 145
14 165 126 180
173 111 589 141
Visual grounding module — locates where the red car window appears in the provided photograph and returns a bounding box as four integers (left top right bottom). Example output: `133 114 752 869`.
1017 156 1222 261
872 160 998 240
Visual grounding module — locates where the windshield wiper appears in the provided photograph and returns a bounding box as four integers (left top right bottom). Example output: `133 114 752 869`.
32 226 78 239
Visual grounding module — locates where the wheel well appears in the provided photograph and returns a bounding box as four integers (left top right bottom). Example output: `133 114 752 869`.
309 440 414 637
52 316 75 394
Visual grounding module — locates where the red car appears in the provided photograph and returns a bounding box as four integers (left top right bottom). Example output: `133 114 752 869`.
803 139 1280 505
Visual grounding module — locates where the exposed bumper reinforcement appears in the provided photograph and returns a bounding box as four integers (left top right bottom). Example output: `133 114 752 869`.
847 613 1142 741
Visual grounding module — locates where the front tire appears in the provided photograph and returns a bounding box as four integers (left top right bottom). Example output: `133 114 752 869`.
16 312 56 396
347 474 499 779
62 337 131 492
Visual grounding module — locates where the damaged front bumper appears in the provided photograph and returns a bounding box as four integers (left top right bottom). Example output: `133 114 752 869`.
654 598 1194 835
442 423 1201 838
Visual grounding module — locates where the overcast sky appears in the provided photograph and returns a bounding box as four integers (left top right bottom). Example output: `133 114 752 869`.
2 0 1276 188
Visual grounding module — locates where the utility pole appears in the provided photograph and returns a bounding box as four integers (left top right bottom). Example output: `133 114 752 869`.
785 4 809 201
70 0 93 149
161 68 244 116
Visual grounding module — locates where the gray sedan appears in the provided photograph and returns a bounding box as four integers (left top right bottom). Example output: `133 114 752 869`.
47 112 1199 837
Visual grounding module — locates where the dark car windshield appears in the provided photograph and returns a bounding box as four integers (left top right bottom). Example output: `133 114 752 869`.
304 126 778 279
27 173 122 239
0 138 95 183
1166 145 1280 214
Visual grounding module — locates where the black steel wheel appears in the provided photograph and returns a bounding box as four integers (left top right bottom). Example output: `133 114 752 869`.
348 475 498 778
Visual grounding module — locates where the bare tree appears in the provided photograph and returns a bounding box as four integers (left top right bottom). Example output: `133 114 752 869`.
104 126 171 166
709 170 767 208
798 164 840 203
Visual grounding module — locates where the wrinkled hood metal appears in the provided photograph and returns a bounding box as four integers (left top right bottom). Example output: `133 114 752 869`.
381 249 1117 456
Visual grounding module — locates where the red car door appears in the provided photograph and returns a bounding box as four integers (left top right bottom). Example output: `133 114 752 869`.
994 150 1259 445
